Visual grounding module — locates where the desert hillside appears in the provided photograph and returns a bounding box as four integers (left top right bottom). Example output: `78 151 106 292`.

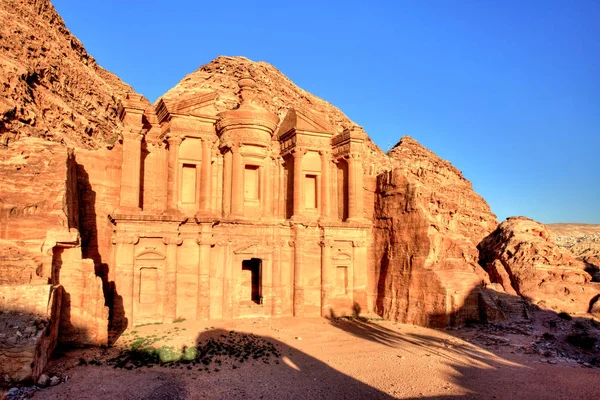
0 0 135 149
547 223 600 280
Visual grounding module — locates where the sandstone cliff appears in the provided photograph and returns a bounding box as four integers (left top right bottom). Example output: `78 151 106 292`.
0 0 134 149
479 217 599 313
371 137 499 327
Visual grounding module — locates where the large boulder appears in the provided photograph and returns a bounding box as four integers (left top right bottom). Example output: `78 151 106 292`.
478 217 599 313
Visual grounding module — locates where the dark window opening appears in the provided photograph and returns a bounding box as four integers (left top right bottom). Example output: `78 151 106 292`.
241 258 262 304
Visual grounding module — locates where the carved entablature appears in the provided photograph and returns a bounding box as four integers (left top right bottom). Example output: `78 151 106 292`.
277 107 336 156
332 125 367 159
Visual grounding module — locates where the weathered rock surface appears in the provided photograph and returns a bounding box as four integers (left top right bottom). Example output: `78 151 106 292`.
0 284 61 383
0 0 134 149
371 137 499 327
479 217 599 313
0 138 108 350
548 223 600 282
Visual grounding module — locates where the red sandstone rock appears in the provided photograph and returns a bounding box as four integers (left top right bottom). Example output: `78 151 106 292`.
547 223 600 282
0 285 61 383
478 217 599 313
371 137 499 327
0 0 134 149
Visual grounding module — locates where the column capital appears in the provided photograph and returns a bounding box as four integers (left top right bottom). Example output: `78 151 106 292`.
318 149 331 156
319 238 334 248
292 147 306 158
162 236 183 246
166 134 183 146
123 130 145 142
352 239 367 248
196 237 215 246
112 234 140 245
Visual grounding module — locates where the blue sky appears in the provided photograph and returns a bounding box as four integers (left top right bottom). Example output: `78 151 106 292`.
52 0 599 223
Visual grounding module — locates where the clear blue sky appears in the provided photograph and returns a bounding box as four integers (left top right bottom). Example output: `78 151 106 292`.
53 0 599 223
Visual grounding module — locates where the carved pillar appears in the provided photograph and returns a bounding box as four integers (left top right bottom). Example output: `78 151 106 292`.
320 238 333 317
347 155 356 221
355 155 364 219
222 148 232 217
278 158 285 219
166 135 183 211
231 144 243 217
112 234 139 328
118 131 144 212
162 236 182 322
196 234 213 320
291 238 304 316
262 156 272 218
199 138 212 213
292 149 305 219
271 239 284 317
319 151 330 221
352 239 368 312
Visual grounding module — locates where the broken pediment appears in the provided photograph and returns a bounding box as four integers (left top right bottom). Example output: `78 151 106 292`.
277 107 335 138
155 91 219 123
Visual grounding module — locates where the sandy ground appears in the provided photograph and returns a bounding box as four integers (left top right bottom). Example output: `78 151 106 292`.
26 316 600 400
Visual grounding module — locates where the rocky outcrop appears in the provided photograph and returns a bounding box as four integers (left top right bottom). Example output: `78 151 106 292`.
0 139 108 351
372 137 499 327
0 284 62 383
479 217 599 313
0 0 134 149
548 223 600 282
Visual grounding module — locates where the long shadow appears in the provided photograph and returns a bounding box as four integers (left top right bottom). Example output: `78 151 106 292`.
75 162 126 342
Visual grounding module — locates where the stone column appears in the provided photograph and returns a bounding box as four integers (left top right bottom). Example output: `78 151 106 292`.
112 234 139 328
352 239 368 313
291 239 304 316
277 158 285 219
319 151 330 221
292 148 305 219
230 144 243 217
347 155 356 221
199 138 212 213
166 135 183 212
196 235 213 320
354 155 364 219
262 156 272 218
222 148 232 217
118 131 144 212
271 239 284 317
320 238 333 317
162 236 182 323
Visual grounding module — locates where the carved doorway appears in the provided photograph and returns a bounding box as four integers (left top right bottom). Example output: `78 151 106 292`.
241 258 262 304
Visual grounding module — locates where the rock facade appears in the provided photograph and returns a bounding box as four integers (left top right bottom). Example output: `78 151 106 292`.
371 137 498 327
478 217 599 313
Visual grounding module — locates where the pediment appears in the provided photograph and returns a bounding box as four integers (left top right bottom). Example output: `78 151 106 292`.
136 250 166 260
277 107 335 137
155 91 218 122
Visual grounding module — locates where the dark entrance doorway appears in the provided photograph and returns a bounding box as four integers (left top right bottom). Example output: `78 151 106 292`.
241 258 262 304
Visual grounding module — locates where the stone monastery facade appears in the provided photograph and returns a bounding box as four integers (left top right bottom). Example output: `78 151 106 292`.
112 76 371 327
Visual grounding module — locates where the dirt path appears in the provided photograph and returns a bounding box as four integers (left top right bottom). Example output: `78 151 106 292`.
31 317 599 399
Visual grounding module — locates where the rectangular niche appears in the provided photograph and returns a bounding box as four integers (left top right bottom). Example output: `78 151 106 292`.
181 164 197 204
335 266 348 295
304 174 318 209
244 165 260 200
139 267 158 304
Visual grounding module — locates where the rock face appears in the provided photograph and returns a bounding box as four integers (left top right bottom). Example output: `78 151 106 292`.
548 223 600 282
0 0 134 149
0 284 62 383
478 217 599 313
0 138 108 351
371 137 499 327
